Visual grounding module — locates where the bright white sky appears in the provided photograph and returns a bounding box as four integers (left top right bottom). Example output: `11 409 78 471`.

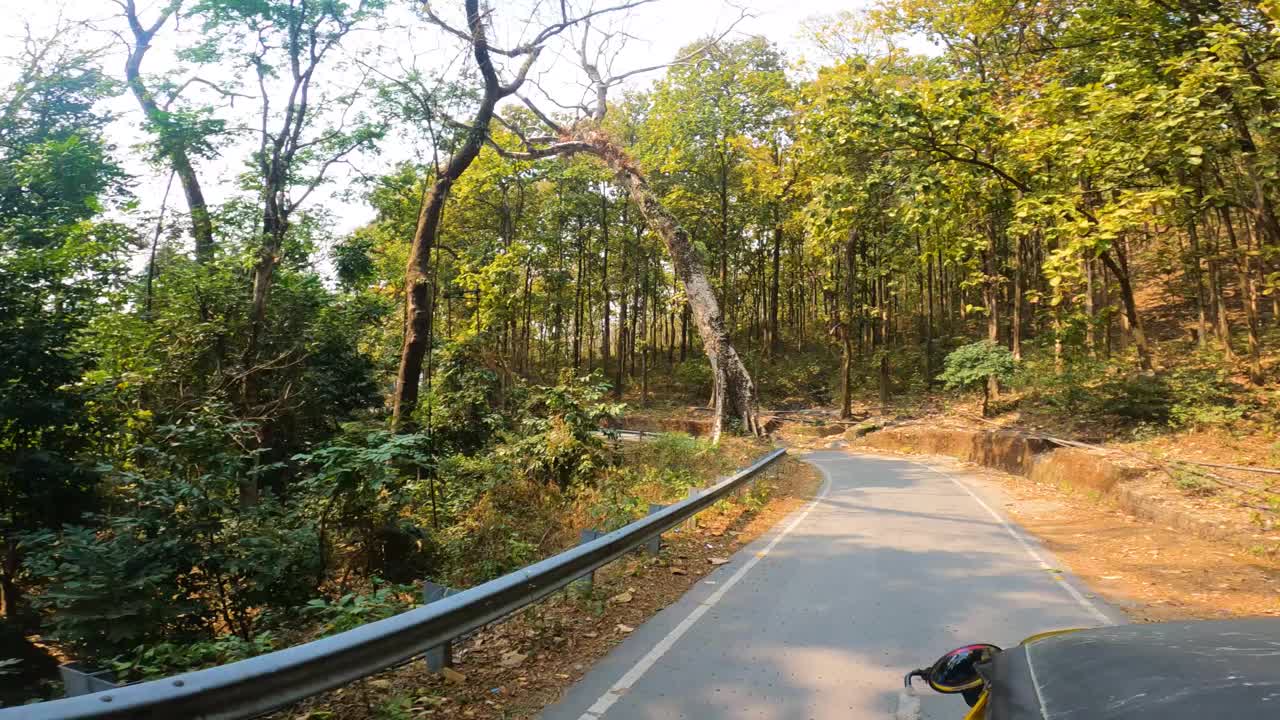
0 0 879 239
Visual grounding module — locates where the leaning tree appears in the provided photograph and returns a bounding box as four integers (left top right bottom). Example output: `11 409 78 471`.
403 0 761 441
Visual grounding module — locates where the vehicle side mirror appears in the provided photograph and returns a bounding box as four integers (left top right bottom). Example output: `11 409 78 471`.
905 643 1000 694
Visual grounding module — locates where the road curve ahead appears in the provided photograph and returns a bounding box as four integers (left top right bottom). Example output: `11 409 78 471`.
542 450 1123 720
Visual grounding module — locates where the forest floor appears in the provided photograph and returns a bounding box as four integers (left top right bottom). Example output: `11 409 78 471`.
285 440 822 720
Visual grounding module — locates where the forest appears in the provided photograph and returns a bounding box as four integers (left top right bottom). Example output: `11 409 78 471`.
3 0 1279 708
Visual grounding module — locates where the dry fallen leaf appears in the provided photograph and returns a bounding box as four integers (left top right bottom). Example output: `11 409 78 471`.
616 623 635 634
499 650 527 668
709 557 730 566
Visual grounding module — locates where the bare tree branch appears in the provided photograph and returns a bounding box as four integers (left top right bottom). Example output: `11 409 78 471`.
421 0 659 57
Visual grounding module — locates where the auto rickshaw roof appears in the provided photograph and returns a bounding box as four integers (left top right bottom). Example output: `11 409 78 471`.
985 619 1280 720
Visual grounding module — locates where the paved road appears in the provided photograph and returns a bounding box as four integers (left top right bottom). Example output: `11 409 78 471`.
543 450 1125 720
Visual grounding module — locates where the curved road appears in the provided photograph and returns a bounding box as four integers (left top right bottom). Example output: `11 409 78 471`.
543 450 1124 720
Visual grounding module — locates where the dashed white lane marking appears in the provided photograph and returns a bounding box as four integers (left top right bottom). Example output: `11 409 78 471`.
908 457 1116 627
575 464 834 720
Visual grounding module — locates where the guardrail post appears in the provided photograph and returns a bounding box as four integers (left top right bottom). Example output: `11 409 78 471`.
645 504 666 554
58 663 117 697
683 487 703 532
423 582 461 672
574 529 606 591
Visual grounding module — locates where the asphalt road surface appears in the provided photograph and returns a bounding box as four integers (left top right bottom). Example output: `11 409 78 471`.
542 450 1125 720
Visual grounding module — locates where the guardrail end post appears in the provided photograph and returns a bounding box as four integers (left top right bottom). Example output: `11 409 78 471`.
58 663 118 697
645 504 666 554
423 581 460 672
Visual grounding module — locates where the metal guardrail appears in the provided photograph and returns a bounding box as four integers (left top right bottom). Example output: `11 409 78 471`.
6 447 786 720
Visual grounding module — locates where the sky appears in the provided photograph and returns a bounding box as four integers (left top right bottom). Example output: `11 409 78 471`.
0 0 878 241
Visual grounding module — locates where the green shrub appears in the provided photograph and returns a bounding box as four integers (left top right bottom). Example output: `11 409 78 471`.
294 430 438 582
1092 374 1175 425
1014 356 1103 415
585 465 701 531
500 371 623 491
22 414 323 662
1088 366 1243 431
303 581 415 636
1166 366 1246 429
22 494 321 664
755 355 834 405
672 358 713 398
418 337 506 454
112 632 276 682
939 341 1016 416
645 432 712 468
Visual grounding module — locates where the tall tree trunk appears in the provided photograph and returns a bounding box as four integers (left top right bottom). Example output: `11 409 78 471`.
1201 212 1235 360
878 353 891 414
393 0 528 429
1099 246 1153 371
983 234 1001 398
768 218 783 359
1011 236 1024 360
1084 257 1098 358
1220 205 1264 383
840 230 859 419
1185 216 1210 349
616 228 629 398
680 303 689 362
600 191 611 382
925 247 935 386
0 536 20 618
573 226 584 370
123 1 215 264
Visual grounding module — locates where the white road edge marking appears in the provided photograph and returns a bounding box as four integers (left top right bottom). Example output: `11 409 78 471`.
894 688 922 720
908 457 1115 627
575 462 834 720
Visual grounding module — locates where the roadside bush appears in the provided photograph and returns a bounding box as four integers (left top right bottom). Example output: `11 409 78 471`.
643 432 713 470
419 337 506 454
672 358 713 399
112 632 276 682
582 464 701 531
303 581 416 636
437 478 561 585
939 341 1016 416
293 430 437 583
1166 366 1246 429
1087 366 1243 431
21 409 323 663
500 372 622 491
22 492 320 663
1014 356 1103 416
754 354 833 406
1092 374 1175 425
